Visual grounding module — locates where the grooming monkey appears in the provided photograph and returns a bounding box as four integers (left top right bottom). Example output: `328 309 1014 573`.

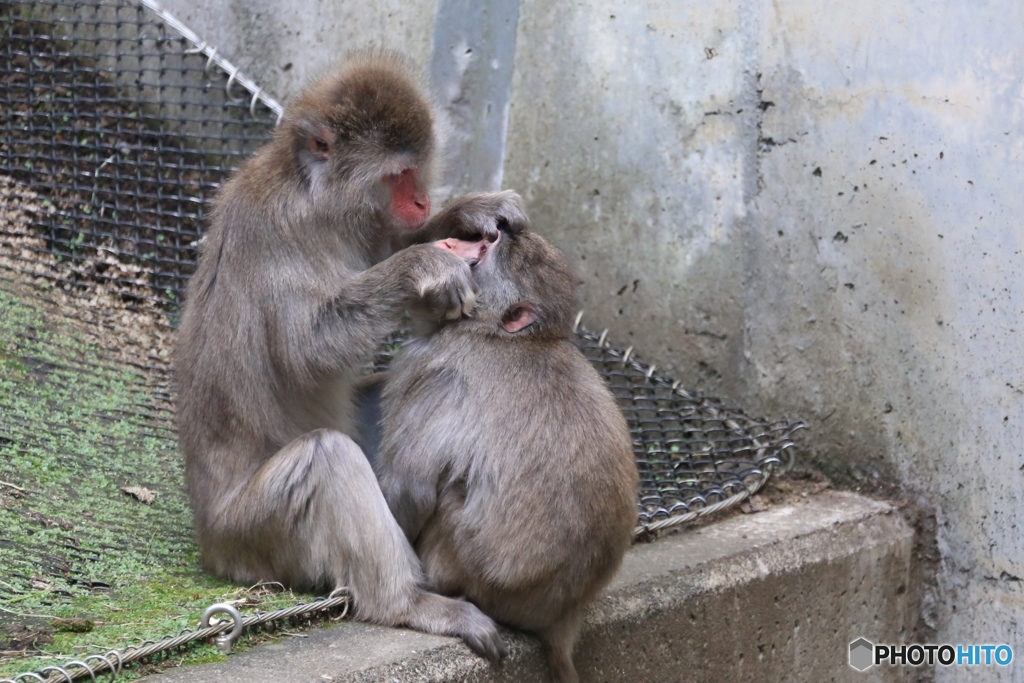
377 229 640 683
175 52 526 659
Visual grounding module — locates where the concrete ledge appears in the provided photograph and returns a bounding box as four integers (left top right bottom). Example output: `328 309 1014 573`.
147 491 916 682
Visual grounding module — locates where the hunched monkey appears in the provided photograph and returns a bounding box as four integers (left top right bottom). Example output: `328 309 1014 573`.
174 51 526 660
377 229 640 683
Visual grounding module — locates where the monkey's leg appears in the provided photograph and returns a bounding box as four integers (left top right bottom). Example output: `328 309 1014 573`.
539 610 584 683
224 429 506 661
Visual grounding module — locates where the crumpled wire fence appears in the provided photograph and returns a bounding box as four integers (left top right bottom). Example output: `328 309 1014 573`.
0 0 805 680
575 322 802 536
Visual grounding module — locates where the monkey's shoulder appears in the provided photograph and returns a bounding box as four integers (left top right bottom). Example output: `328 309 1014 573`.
397 335 625 441
409 334 590 381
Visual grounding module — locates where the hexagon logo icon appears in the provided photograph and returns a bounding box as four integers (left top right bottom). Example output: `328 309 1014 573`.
849 638 875 671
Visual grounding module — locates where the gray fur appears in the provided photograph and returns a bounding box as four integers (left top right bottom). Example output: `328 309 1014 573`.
378 230 640 682
174 52 525 661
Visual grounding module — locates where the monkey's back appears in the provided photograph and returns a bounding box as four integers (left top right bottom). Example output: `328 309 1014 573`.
174 150 369 524
385 331 639 632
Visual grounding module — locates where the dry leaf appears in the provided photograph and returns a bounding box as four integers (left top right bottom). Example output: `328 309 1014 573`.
120 485 157 505
30 576 52 591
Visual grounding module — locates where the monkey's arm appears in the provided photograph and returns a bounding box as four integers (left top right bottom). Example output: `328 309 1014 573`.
284 246 475 377
377 362 468 543
399 191 529 248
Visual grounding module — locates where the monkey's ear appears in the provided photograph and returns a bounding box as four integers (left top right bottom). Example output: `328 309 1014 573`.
500 302 537 334
297 120 336 161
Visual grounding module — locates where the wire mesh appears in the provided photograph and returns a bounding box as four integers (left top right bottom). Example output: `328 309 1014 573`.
0 0 278 315
0 0 805 679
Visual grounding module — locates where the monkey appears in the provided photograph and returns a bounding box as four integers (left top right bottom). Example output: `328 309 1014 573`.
174 51 528 661
376 227 640 683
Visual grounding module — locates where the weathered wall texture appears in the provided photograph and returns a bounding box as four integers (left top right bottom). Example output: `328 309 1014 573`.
505 1 1024 679
505 1 755 399
748 4 1024 674
157 0 437 104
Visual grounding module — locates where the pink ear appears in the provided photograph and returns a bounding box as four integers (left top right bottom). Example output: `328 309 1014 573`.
303 123 336 161
501 302 537 333
306 134 332 160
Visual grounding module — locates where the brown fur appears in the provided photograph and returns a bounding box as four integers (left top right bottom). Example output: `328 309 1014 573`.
174 51 526 661
377 230 640 682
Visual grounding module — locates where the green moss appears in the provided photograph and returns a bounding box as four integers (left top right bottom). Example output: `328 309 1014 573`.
0 284 319 678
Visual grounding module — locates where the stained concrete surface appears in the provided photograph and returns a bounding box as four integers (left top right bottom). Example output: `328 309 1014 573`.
503 3 1023 679
146 492 915 682
429 0 521 197
155 0 437 104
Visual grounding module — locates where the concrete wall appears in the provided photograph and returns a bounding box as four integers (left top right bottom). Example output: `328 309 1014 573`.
505 1 1024 679
505 1 754 399
749 4 1024 673
146 0 1022 678
156 0 437 104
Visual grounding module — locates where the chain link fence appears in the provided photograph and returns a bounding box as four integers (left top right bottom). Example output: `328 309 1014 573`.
0 0 804 679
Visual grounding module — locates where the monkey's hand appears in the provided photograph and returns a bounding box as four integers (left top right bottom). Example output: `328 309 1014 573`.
399 244 479 321
419 190 529 244
453 599 508 662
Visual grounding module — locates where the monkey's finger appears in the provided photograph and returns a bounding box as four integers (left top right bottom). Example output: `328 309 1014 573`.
415 280 457 321
460 284 477 317
452 191 527 241
457 211 499 243
463 629 508 663
445 286 476 319
477 221 501 243
495 191 529 235
440 282 466 320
